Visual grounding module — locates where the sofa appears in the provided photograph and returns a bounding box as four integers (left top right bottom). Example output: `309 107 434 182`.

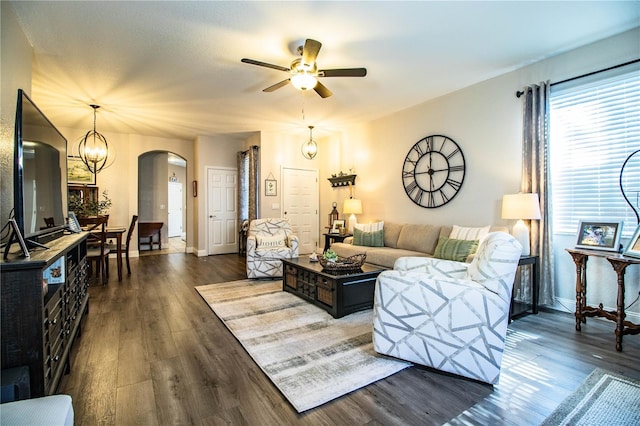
330 222 507 269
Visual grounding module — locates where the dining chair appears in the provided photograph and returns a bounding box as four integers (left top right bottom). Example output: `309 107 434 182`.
85 216 110 285
106 215 138 274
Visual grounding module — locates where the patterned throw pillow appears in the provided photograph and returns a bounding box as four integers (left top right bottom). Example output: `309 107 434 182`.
354 221 384 232
353 228 384 247
450 225 491 242
433 237 479 262
256 234 287 249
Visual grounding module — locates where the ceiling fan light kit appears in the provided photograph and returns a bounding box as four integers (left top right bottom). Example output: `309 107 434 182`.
241 38 366 98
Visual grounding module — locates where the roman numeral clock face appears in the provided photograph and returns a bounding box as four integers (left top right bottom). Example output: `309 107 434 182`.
402 135 466 208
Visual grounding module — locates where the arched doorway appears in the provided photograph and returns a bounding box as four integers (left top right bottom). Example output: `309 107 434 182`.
138 151 186 255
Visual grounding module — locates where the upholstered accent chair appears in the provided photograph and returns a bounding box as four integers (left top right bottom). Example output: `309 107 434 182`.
373 232 522 384
246 218 299 278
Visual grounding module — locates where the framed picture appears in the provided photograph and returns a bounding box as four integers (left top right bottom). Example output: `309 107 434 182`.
265 179 277 196
331 220 345 234
68 156 95 185
575 220 623 252
623 224 640 259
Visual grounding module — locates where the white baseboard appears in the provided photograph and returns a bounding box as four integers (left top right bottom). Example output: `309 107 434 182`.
550 297 640 323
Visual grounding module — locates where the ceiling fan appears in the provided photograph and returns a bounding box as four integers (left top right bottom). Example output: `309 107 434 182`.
241 38 367 98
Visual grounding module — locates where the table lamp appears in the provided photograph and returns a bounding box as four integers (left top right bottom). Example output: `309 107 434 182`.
501 193 541 256
343 198 362 234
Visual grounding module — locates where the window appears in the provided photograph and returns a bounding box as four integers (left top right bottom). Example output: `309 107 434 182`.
550 61 640 238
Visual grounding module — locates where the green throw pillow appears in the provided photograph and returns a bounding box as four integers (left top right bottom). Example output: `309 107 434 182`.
353 228 384 247
433 237 479 262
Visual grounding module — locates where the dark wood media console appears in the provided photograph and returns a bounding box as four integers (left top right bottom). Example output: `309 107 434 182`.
1 233 90 398
282 257 386 318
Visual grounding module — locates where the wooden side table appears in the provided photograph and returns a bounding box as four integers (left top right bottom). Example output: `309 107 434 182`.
566 248 640 351
323 233 353 253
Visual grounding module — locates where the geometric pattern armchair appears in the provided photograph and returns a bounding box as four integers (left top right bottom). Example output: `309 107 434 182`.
246 218 299 279
373 232 522 384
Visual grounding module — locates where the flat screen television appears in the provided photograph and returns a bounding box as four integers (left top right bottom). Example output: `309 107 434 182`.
8 89 68 246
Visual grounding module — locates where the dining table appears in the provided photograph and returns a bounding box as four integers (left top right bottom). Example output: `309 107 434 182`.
86 226 126 281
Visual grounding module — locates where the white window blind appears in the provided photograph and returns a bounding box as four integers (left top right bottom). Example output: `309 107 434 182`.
550 61 640 238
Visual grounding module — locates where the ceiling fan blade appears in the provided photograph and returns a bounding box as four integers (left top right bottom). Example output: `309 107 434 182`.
263 79 290 92
302 39 322 66
319 68 367 77
314 81 332 98
241 58 290 72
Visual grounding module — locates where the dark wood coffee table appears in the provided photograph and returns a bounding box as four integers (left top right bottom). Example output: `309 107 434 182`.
282 257 387 318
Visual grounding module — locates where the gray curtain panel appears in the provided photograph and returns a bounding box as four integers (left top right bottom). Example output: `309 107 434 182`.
520 82 554 306
237 145 260 226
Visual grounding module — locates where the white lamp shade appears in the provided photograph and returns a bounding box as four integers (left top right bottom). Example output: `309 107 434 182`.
343 198 362 234
501 193 541 220
343 198 363 215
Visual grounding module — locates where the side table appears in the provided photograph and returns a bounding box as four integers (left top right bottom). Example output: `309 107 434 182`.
509 255 540 321
323 233 353 253
566 248 640 351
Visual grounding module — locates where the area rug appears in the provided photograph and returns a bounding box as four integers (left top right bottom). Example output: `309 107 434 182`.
195 279 411 412
541 368 640 425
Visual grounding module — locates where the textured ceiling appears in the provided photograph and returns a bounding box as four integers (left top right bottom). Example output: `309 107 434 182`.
9 1 640 141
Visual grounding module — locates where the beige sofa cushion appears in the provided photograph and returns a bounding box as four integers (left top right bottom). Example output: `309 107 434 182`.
396 224 442 255
366 247 430 267
383 222 403 248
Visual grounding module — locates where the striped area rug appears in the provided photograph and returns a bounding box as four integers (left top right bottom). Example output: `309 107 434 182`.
195 279 411 412
541 368 640 425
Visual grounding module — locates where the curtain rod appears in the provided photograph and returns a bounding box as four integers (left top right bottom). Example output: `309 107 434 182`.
515 58 640 98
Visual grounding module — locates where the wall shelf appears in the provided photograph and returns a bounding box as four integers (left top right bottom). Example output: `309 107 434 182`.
328 174 356 188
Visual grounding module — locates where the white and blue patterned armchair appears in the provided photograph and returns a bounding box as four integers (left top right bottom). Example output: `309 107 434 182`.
373 232 522 384
246 218 299 278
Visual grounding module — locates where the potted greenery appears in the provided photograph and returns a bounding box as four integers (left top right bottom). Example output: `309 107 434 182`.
69 190 112 218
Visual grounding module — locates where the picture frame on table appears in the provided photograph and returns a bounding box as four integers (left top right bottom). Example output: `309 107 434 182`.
67 156 96 185
331 220 345 234
265 179 277 196
623 224 640 258
575 220 623 252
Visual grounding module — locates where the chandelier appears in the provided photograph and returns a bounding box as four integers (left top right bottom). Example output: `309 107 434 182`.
78 104 113 174
302 125 318 159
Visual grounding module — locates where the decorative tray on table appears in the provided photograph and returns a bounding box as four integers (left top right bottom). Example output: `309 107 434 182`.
319 253 366 272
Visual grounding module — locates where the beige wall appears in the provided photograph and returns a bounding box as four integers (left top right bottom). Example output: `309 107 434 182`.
1 4 33 230
194 134 245 255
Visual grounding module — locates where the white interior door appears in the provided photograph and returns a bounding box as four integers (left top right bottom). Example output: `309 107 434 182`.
207 167 238 255
282 168 318 255
167 182 182 237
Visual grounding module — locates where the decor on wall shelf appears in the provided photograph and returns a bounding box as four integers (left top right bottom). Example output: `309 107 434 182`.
265 172 277 196
77 104 114 174
328 174 356 187
574 220 623 252
501 193 541 256
302 125 318 159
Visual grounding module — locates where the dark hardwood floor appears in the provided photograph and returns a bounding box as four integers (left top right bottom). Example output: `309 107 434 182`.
59 253 640 425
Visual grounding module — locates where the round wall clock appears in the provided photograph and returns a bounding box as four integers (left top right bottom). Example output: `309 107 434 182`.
402 134 466 208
